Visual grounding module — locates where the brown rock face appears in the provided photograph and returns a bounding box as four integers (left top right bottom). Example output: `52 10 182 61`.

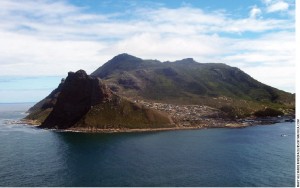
40 70 112 129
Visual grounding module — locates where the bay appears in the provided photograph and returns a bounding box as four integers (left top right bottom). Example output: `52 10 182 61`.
0 103 295 187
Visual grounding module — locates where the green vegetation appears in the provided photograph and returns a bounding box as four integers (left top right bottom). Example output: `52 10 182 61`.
25 108 52 124
76 96 172 129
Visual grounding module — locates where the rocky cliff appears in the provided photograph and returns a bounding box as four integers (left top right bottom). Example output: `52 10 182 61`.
40 70 112 129
27 70 172 130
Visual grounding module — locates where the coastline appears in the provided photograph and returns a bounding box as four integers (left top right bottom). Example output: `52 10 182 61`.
13 116 294 134
41 124 251 134
59 117 294 133
61 126 205 133
4 116 294 133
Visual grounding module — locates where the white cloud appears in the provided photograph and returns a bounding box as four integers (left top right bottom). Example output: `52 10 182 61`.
266 1 289 12
0 0 295 93
243 66 295 92
99 33 229 61
0 30 106 76
222 31 295 92
250 6 262 18
0 0 80 17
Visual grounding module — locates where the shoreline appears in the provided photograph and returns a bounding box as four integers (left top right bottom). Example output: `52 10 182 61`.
58 126 205 133
41 124 251 134
40 121 293 134
13 116 294 134
58 117 294 133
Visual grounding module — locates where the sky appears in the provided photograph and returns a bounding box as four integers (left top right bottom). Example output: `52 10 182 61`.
0 0 296 103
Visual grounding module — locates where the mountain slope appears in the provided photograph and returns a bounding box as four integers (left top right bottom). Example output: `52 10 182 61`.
91 53 294 116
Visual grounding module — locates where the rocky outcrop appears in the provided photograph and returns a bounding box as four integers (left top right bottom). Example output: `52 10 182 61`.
28 69 172 130
40 70 112 129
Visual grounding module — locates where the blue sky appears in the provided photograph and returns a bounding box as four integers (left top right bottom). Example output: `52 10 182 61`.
0 0 295 103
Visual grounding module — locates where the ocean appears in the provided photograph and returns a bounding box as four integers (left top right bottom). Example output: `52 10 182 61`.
0 103 295 187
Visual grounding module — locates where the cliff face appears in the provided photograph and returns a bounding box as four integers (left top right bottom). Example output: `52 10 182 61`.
40 70 112 129
34 70 172 130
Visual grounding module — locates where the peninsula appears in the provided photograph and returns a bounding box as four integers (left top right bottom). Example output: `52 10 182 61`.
25 54 295 132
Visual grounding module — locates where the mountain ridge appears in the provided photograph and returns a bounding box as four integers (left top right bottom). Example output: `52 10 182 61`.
92 53 294 107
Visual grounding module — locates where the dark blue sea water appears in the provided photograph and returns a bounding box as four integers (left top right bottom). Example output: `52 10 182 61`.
0 103 295 187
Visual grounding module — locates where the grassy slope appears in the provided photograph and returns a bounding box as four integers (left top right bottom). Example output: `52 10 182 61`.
74 96 173 129
26 92 173 129
25 108 52 124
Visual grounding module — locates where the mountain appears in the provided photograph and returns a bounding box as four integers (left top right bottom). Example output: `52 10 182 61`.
26 54 294 131
27 70 172 130
91 53 294 116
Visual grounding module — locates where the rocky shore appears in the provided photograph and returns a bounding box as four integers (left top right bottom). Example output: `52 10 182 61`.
4 119 40 126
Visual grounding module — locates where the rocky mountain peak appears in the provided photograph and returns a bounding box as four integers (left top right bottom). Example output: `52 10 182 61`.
67 69 89 80
174 58 196 64
91 53 144 78
111 53 141 62
40 70 113 129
